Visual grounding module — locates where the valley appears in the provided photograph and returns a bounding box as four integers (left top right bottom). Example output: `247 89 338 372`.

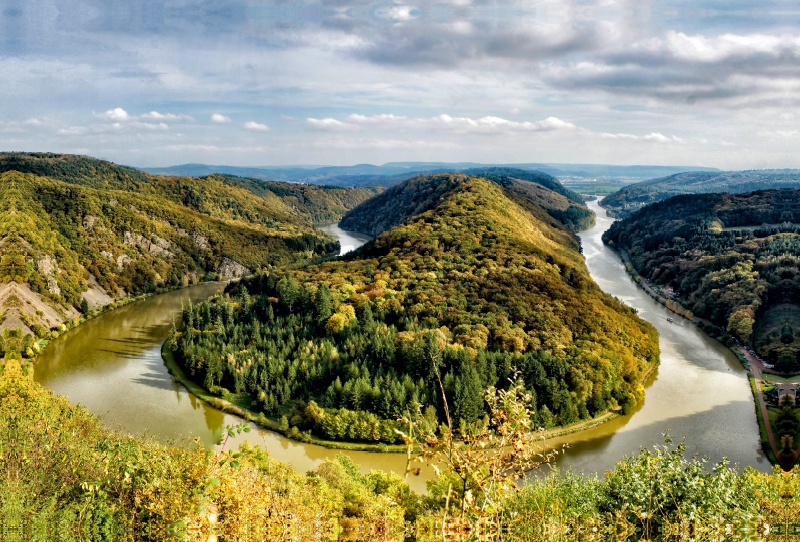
33 199 768 494
604 189 800 467
3 157 790 537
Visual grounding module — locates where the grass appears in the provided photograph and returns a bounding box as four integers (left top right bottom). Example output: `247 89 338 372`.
760 373 800 384
749 375 779 465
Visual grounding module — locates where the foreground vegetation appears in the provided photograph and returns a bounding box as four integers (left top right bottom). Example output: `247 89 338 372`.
6 350 800 541
603 190 800 372
170 173 658 447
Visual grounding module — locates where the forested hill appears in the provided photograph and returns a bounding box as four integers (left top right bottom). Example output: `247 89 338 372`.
171 173 658 445
603 189 800 371
201 174 381 224
0 170 339 341
0 152 381 343
0 153 380 226
602 169 800 218
464 167 585 203
339 167 594 236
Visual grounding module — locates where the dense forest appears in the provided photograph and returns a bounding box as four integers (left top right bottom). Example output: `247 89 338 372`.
603 169 800 218
340 167 593 235
0 153 378 337
603 189 800 370
171 174 658 444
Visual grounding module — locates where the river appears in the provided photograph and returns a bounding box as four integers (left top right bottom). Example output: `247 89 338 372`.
34 204 769 498
317 223 372 255
548 200 768 474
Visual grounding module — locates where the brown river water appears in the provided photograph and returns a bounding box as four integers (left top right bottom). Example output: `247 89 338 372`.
34 205 769 496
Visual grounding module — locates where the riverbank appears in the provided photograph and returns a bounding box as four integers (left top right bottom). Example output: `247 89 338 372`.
162 343 411 453
32 280 226 361
613 247 791 468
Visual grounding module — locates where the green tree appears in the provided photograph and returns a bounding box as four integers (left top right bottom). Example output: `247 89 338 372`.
453 358 484 427
314 283 333 324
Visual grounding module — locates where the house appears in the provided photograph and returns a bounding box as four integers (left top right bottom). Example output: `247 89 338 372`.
767 382 797 406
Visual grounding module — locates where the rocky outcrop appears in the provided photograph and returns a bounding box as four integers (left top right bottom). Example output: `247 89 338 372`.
37 256 56 277
83 215 97 233
123 231 173 259
0 282 74 334
217 257 250 279
193 233 208 249
36 256 61 296
116 255 131 270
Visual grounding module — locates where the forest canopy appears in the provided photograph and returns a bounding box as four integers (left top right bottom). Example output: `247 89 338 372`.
0 153 376 336
339 167 593 236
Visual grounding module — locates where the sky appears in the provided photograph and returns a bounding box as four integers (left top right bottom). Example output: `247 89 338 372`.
2 0 800 169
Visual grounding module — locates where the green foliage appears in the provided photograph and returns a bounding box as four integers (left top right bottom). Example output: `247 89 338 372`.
202 173 382 224
604 189 800 367
173 174 658 444
4 343 800 539
463 167 595 230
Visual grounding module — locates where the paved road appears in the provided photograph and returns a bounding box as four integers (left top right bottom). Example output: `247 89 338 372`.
739 349 786 468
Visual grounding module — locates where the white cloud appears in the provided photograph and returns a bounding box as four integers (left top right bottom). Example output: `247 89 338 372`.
96 108 130 121
306 117 361 131
211 113 232 123
373 6 420 23
141 111 193 122
243 121 270 132
642 132 684 143
309 113 577 134
661 31 792 63
141 122 169 131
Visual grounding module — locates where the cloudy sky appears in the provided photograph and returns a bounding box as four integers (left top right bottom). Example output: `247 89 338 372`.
2 0 800 168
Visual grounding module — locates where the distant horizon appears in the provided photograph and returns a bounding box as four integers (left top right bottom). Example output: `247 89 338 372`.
136 160 722 170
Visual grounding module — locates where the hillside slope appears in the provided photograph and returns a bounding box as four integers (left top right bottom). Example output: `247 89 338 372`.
603 169 800 218
172 174 658 444
0 152 382 339
0 170 341 339
603 189 800 370
340 168 594 236
0 153 380 227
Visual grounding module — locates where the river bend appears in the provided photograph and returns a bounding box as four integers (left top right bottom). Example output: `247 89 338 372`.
34 206 768 498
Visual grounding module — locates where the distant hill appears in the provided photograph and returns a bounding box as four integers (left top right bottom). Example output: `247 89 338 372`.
340 168 594 235
602 169 800 218
0 153 375 340
141 162 717 188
